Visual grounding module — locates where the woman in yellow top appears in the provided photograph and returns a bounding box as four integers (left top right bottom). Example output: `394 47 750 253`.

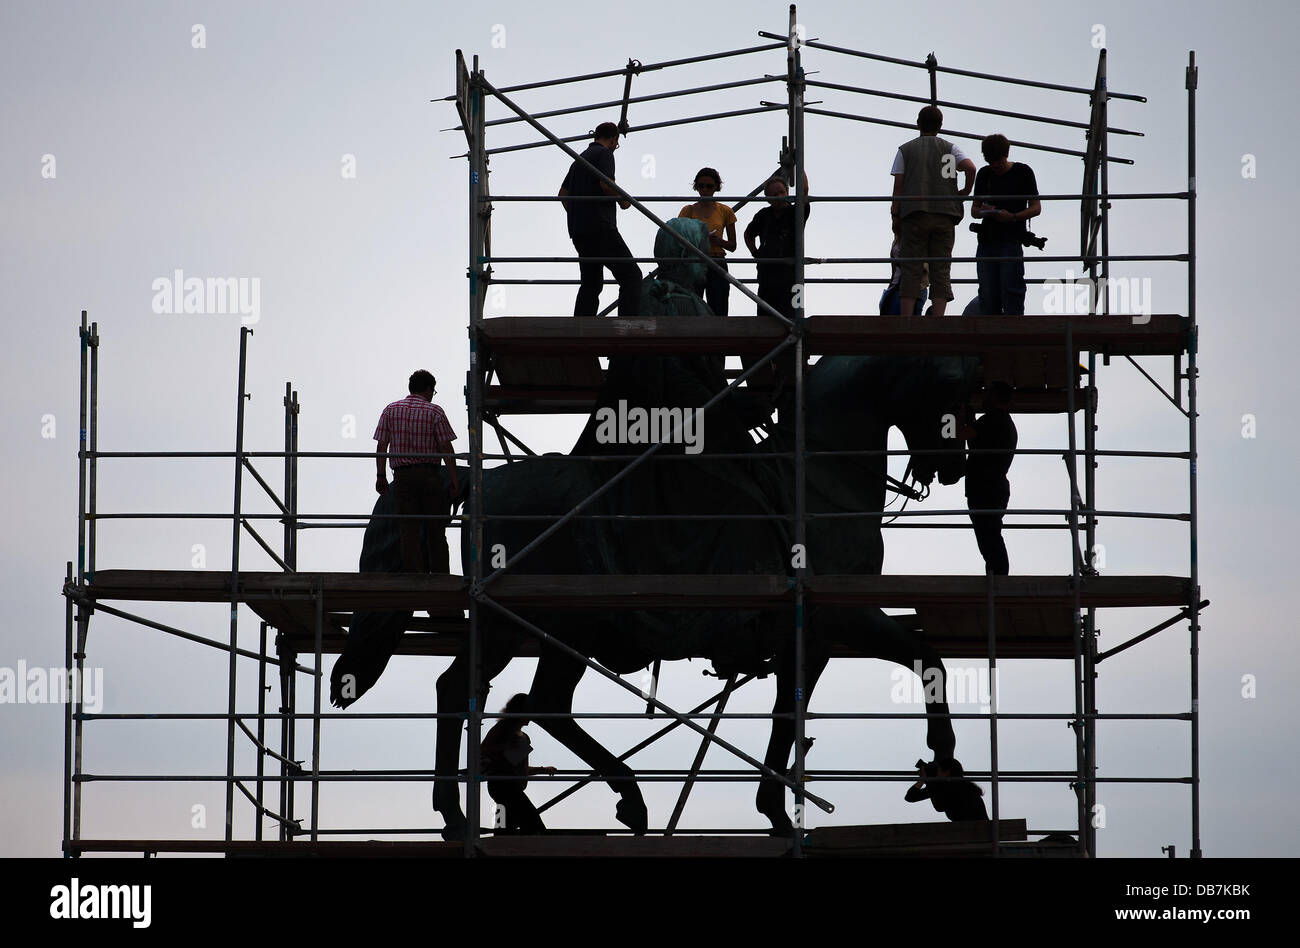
679 167 737 315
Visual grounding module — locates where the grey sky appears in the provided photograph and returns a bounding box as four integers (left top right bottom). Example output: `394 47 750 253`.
2 0 1297 856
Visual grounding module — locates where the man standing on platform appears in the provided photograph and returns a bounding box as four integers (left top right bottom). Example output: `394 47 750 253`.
374 369 460 573
971 133 1041 315
890 106 976 316
959 381 1018 576
558 121 641 317
743 171 810 402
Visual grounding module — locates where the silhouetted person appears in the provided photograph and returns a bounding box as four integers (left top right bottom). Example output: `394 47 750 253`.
890 105 976 316
905 758 989 821
971 133 1041 315
481 693 555 835
960 381 1018 576
743 172 810 321
559 121 641 317
679 167 738 315
742 172 810 404
879 217 929 315
373 369 459 573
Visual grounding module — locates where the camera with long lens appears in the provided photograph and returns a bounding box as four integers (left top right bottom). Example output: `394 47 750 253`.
969 220 1047 250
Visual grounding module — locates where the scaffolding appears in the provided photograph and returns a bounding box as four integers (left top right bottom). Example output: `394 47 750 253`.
62 7 1203 858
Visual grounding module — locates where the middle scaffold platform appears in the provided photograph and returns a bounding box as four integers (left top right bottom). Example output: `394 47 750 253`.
86 570 1195 661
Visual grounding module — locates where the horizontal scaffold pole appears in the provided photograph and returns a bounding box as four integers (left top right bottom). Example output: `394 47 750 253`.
803 78 1142 136
485 104 786 156
451 76 784 131
440 42 787 100
486 191 1186 202
793 37 1146 101
800 106 1132 163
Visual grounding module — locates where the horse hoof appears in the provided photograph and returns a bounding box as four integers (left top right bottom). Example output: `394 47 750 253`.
756 779 789 831
615 797 648 835
765 816 795 836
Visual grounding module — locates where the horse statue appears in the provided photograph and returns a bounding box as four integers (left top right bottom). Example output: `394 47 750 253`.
331 219 980 837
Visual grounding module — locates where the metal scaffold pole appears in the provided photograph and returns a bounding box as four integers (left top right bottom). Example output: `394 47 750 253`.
464 52 489 856
88 323 99 580
256 621 268 841
77 311 88 585
1083 46 1108 858
788 3 809 856
1064 322 1088 856
1186 49 1201 860
226 326 251 842
62 561 74 857
69 311 91 855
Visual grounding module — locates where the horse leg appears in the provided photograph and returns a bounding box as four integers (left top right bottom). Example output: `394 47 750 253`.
854 609 957 761
433 645 513 841
756 647 829 834
529 645 648 834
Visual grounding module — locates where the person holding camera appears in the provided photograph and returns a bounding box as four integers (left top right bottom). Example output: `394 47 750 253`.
481 693 557 835
905 757 988 822
971 134 1041 316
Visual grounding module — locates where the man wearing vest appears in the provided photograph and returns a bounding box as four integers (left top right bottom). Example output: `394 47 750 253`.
890 106 976 316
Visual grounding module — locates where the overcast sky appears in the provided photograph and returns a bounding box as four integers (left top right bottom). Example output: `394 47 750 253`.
2 0 1297 857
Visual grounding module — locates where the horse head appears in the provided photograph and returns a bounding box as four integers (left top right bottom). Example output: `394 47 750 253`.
805 352 978 491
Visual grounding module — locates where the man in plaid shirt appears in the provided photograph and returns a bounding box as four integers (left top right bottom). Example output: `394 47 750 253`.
374 369 460 573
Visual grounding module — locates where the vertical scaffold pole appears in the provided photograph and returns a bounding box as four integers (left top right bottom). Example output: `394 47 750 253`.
1084 46 1108 857
88 323 99 580
283 383 295 571
291 390 300 569
789 3 809 857
76 311 88 585
986 574 999 855
465 54 488 857
277 637 297 842
1185 49 1201 859
226 326 251 842
1064 324 1087 856
63 561 74 857
72 311 89 853
256 621 267 841
72 604 88 847
311 581 323 841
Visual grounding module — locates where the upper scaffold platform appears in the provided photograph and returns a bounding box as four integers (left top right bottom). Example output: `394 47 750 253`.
481 314 1188 415
478 314 1190 358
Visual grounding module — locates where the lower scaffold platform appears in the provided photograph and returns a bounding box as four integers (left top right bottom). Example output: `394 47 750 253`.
68 819 1076 858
